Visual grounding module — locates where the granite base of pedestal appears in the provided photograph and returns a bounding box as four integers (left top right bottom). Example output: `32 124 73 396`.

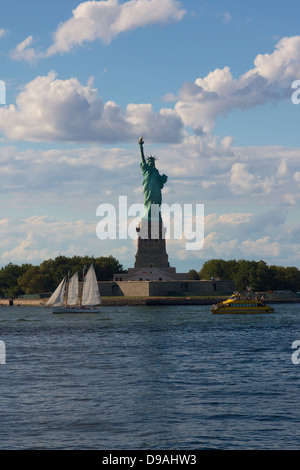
134 219 170 270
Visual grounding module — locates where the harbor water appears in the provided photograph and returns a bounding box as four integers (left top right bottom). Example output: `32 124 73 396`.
0 303 300 450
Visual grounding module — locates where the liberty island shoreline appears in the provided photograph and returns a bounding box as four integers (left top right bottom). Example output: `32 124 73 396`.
1 296 299 307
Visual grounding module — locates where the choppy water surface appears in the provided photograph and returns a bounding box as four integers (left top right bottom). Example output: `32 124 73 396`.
0 303 300 449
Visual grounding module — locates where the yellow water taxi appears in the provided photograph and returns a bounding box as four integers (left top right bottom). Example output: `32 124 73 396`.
211 294 274 314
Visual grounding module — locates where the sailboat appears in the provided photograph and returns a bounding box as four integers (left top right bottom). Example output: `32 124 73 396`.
45 264 102 314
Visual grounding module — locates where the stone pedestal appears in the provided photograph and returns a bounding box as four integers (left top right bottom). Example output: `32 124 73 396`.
113 217 191 282
134 219 170 269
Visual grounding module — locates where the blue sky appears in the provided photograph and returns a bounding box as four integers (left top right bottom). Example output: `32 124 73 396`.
0 0 300 273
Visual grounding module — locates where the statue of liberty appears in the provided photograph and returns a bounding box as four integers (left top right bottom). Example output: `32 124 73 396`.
138 137 168 221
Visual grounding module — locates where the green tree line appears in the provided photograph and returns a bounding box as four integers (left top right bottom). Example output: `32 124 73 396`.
189 259 300 292
2 256 299 298
0 255 125 298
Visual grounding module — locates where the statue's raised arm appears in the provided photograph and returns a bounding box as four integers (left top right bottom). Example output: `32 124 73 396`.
138 137 146 164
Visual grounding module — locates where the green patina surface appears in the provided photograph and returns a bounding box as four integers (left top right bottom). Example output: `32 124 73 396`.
138 137 168 220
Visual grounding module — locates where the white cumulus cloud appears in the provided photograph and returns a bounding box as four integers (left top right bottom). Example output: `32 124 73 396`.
10 35 39 63
0 71 184 143
11 0 185 60
172 36 300 132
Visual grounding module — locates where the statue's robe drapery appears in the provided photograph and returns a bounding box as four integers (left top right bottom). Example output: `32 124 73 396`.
140 161 167 220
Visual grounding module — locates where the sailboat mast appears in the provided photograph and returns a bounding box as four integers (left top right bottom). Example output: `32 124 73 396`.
79 266 86 308
65 270 70 307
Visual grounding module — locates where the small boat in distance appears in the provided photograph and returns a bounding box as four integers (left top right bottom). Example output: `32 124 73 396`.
45 264 101 314
211 294 274 314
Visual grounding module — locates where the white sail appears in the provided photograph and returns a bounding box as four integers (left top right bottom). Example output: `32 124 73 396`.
81 264 101 306
45 277 66 307
67 272 79 306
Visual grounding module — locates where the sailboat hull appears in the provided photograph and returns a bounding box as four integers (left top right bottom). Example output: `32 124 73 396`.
52 306 101 314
